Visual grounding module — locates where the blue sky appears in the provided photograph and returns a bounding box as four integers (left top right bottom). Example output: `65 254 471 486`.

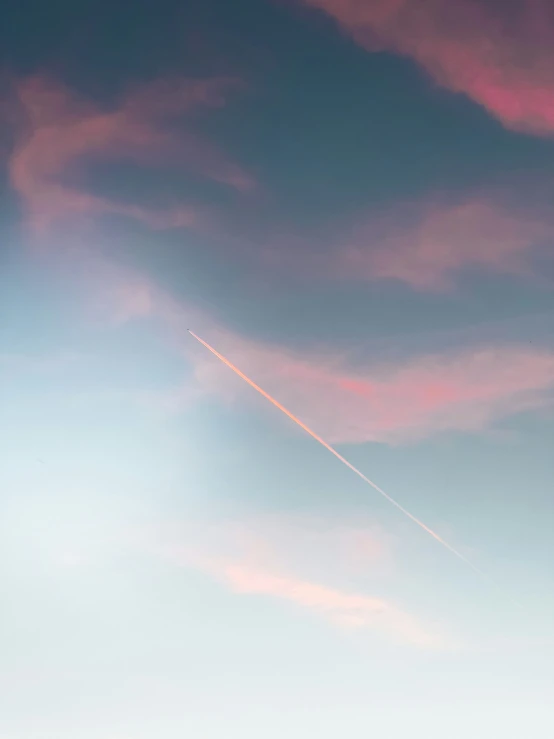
1 0 554 737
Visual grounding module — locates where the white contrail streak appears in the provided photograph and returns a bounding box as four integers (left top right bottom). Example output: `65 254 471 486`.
187 329 489 578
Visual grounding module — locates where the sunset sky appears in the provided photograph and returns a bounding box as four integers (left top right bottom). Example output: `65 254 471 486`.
1 1 554 737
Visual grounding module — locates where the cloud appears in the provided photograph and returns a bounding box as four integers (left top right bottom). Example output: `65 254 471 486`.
187 328 554 443
10 74 550 295
149 513 447 647
66 248 554 444
257 192 551 289
299 0 554 135
8 74 253 235
337 196 549 289
218 564 443 645
43 243 554 444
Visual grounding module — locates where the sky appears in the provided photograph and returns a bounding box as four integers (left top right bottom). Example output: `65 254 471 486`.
1 0 554 737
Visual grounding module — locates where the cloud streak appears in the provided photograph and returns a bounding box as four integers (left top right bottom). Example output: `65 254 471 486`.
149 514 447 648
218 563 444 645
258 192 551 289
8 74 253 236
10 74 551 294
338 197 549 289
300 0 554 135
188 327 554 444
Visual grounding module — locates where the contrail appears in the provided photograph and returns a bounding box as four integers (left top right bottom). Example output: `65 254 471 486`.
187 329 488 578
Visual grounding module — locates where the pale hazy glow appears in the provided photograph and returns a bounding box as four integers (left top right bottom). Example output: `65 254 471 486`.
2 261 553 739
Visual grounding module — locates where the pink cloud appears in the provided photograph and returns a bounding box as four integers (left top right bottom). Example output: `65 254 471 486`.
149 513 447 647
218 564 444 645
49 247 554 444
8 74 253 235
338 197 550 289
257 193 551 289
187 328 554 443
299 0 554 135
26 206 552 446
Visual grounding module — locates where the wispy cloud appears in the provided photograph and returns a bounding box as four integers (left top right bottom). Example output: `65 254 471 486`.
10 82 552 447
55 246 554 443
33 239 554 444
149 513 448 648
218 564 443 646
8 74 253 236
258 193 551 289
10 74 550 294
337 196 549 289
300 0 554 135
187 328 554 443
